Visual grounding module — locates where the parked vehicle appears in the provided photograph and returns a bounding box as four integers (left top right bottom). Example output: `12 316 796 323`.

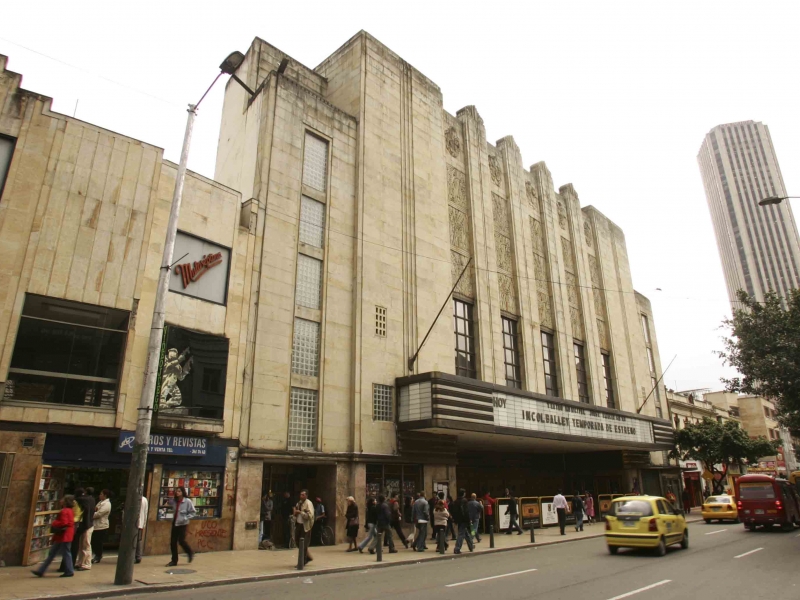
605 496 688 556
789 471 800 494
735 474 800 531
701 494 738 523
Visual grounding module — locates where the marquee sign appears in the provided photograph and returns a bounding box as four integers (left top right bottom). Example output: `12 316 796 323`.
168 231 230 305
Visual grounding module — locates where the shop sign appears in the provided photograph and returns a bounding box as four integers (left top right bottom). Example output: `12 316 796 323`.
168 231 230 305
494 393 654 445
681 461 699 471
117 430 207 456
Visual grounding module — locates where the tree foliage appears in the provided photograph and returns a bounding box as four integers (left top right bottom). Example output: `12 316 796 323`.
719 289 800 433
670 417 780 494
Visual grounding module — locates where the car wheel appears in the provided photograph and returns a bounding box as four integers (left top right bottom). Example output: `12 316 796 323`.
655 538 666 557
608 546 618 555
680 529 689 549
734 518 740 524
780 522 793 532
704 519 711 524
745 523 755 531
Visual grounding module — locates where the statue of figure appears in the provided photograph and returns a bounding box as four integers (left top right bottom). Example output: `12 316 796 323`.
159 347 192 408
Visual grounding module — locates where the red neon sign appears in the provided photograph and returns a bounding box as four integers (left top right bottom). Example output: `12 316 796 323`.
174 252 223 289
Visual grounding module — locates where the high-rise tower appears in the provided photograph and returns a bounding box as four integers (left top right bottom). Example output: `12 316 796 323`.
698 121 800 304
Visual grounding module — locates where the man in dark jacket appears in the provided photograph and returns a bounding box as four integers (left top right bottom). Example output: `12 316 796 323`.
61 488 94 571
504 490 523 535
388 492 408 548
375 495 398 553
572 492 585 532
451 489 474 554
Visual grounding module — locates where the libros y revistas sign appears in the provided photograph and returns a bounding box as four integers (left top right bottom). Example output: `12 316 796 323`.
117 431 207 456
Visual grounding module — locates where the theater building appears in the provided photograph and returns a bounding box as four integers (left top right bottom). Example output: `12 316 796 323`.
0 30 675 563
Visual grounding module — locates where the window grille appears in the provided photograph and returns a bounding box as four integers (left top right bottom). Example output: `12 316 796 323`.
288 388 318 450
373 384 393 421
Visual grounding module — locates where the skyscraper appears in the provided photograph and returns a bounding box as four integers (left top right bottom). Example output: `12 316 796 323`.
698 121 800 305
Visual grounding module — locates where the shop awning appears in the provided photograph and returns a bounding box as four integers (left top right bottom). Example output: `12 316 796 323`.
396 372 675 453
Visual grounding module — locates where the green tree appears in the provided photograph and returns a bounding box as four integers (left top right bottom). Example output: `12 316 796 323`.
719 289 800 433
670 418 780 494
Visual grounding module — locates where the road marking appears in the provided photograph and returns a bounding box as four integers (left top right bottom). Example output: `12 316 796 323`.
705 529 728 535
445 568 538 587
734 548 764 559
605 580 672 600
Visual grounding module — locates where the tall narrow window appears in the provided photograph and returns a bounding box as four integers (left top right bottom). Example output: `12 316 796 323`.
295 254 322 309
574 342 590 404
641 314 651 345
646 347 656 374
302 133 328 191
502 317 521 389
291 318 320 377
601 352 615 409
299 196 325 248
0 135 15 198
651 376 662 418
375 306 387 337
541 330 559 397
454 299 476 379
288 388 318 450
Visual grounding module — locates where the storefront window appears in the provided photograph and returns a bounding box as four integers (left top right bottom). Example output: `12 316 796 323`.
155 325 229 420
158 469 222 520
365 464 421 523
6 295 129 407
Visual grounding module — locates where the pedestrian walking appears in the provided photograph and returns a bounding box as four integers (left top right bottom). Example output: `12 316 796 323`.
483 489 496 534
135 494 149 564
358 497 378 553
504 490 523 535
376 495 398 553
312 497 326 545
90 489 112 563
59 488 92 572
432 500 450 550
345 496 360 552
468 493 482 542
451 489 475 553
553 490 568 536
412 491 429 552
166 486 196 567
572 491 585 532
32 495 75 578
260 491 273 542
446 494 457 540
293 489 315 565
584 491 595 524
682 488 692 514
389 492 409 548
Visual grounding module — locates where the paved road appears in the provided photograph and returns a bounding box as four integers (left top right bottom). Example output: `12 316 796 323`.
123 522 800 600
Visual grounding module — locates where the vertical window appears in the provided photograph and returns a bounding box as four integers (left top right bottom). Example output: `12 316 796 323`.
574 342 590 403
299 196 325 248
454 299 477 379
295 254 322 309
373 384 393 422
288 388 318 450
651 376 662 418
601 352 615 409
6 295 129 407
646 347 656 374
302 133 328 191
541 330 559 397
641 314 651 345
375 306 387 337
0 135 15 198
502 317 521 389
291 318 320 377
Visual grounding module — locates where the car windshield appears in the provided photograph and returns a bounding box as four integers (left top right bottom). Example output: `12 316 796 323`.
739 483 776 500
706 496 731 504
612 500 653 517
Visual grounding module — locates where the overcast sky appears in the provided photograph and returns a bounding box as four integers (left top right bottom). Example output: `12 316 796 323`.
3 1 799 393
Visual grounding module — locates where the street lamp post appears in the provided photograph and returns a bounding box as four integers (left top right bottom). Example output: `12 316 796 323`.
114 51 251 585
758 195 800 206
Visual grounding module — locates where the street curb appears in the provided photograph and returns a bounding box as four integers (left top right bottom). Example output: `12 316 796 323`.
11 530 611 600
16 518 706 600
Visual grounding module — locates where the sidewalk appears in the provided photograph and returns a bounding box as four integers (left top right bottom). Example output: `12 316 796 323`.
0 523 612 600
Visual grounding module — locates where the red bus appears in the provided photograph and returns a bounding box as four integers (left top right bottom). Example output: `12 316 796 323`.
735 474 800 531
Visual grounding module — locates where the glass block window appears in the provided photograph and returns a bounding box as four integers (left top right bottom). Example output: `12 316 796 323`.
299 196 325 248
502 317 521 389
291 318 320 377
288 387 318 450
302 133 328 192
601 352 615 409
454 299 476 379
574 342 590 404
541 330 559 397
375 306 387 337
373 384 393 421
295 254 322 309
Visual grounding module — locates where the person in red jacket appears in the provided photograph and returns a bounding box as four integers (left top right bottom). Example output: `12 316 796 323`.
32 495 75 577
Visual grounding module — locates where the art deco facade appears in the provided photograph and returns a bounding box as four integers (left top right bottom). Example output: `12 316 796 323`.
697 121 800 305
0 32 674 564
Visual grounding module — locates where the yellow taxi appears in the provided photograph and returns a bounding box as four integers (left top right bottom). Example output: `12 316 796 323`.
701 494 738 523
605 496 688 556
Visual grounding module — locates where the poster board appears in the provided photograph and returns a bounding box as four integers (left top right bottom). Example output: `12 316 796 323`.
495 497 514 531
520 497 541 529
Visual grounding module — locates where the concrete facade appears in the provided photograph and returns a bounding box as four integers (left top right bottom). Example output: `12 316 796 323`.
697 121 800 305
1 31 674 563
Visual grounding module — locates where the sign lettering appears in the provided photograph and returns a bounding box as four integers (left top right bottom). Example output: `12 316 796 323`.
175 252 223 289
117 430 207 456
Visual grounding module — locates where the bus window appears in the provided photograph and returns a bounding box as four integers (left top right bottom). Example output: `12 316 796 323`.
739 482 776 500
